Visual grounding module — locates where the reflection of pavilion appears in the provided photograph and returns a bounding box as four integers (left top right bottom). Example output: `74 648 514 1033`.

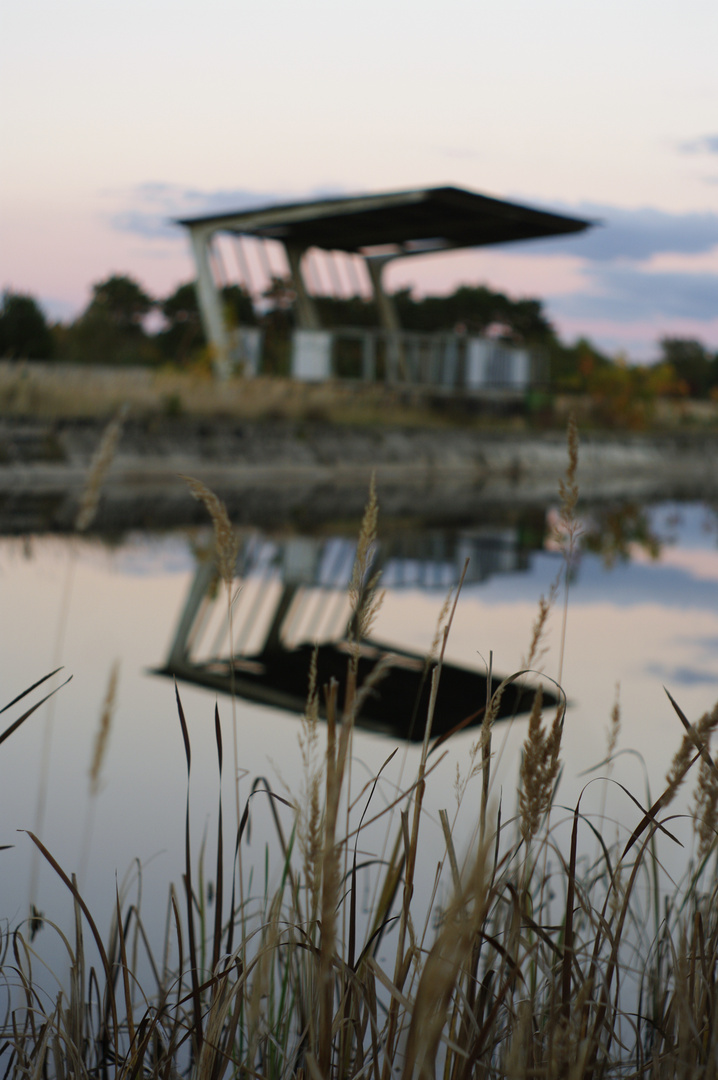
157 529 555 741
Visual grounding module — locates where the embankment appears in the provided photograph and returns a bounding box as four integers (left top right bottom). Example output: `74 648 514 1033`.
2 415 718 534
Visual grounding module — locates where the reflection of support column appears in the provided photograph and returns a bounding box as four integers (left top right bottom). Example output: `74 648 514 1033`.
262 583 300 653
166 557 218 668
285 245 321 330
366 256 403 382
190 227 232 379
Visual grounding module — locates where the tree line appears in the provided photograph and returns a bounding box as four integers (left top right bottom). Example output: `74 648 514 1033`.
2 274 717 397
0 276 254 368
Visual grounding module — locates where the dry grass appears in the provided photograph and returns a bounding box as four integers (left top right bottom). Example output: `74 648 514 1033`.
6 422 718 1077
7 666 718 1078
0 362 491 428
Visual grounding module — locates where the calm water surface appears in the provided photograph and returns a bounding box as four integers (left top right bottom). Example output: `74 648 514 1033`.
3 501 718 965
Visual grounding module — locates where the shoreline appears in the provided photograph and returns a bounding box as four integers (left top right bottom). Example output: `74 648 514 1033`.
3 415 718 533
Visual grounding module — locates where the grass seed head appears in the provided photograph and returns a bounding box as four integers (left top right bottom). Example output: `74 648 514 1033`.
298 648 323 912
518 685 563 843
606 682 621 764
692 736 718 863
181 475 239 586
349 474 384 645
75 404 128 532
665 700 718 801
89 660 120 798
523 581 558 672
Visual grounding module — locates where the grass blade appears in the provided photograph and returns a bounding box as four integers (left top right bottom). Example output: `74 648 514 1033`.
0 676 72 747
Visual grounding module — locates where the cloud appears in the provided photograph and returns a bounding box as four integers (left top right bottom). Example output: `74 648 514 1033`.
109 182 348 242
679 134 718 155
108 183 286 241
526 203 718 263
550 265 718 323
682 634 718 652
113 187 718 269
644 662 718 686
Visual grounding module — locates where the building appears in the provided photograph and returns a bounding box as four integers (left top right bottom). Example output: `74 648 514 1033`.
176 185 591 393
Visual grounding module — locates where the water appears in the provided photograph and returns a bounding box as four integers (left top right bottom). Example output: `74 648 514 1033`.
2 501 718 970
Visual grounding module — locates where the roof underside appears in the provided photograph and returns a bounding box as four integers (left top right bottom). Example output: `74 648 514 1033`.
176 186 592 255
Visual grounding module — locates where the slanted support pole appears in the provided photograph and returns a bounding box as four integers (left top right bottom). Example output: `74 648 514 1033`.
285 244 321 330
366 255 403 381
189 226 232 379
365 256 401 333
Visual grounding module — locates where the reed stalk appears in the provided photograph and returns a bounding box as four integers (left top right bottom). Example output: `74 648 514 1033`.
29 405 127 915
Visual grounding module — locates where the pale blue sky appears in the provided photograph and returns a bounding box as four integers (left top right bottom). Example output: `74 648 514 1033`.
2 0 718 357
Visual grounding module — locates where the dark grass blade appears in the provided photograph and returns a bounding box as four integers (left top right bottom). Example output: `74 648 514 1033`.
587 827 664 1067
0 675 72 747
664 686 718 771
223 781 292 958
103 900 136 1056
561 801 580 1019
114 887 136 1053
618 687 718 861
169 885 186 1050
212 703 224 978
224 825 243 959
348 848 359 973
175 679 191 773
622 757 698 860
23 830 120 1060
577 777 681 850
174 681 203 1054
0 668 65 715
349 748 397 970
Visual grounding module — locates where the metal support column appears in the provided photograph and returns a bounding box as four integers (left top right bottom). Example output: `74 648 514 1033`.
189 226 232 379
285 245 321 330
366 256 403 382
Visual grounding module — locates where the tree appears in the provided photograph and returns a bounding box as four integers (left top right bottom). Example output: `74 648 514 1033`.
392 285 555 343
658 338 717 398
0 290 54 359
157 281 205 362
88 274 154 332
156 281 257 363
222 284 256 327
548 336 612 390
61 274 159 365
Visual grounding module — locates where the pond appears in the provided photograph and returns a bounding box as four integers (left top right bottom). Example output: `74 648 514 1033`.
2 497 718 977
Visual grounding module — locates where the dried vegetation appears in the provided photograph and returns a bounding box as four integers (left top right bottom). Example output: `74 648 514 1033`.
4 422 718 1078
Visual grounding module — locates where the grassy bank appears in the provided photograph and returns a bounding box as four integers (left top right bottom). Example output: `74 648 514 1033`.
4 424 718 1078
0 361 517 429
6 359 718 433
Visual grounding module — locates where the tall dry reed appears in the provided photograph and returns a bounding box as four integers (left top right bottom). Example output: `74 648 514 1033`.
181 474 242 833
78 659 120 883
29 405 127 914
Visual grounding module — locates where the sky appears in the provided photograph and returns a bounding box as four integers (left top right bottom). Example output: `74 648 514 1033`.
2 0 718 360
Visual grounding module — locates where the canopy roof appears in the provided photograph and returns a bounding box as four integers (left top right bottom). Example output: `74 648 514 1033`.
176 185 592 256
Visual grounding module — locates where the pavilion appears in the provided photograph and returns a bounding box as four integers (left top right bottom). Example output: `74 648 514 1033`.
176 185 591 389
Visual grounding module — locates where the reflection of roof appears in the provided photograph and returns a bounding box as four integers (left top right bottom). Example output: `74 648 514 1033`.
175 185 592 255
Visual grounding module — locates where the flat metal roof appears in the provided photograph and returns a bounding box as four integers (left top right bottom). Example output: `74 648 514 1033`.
175 185 592 254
